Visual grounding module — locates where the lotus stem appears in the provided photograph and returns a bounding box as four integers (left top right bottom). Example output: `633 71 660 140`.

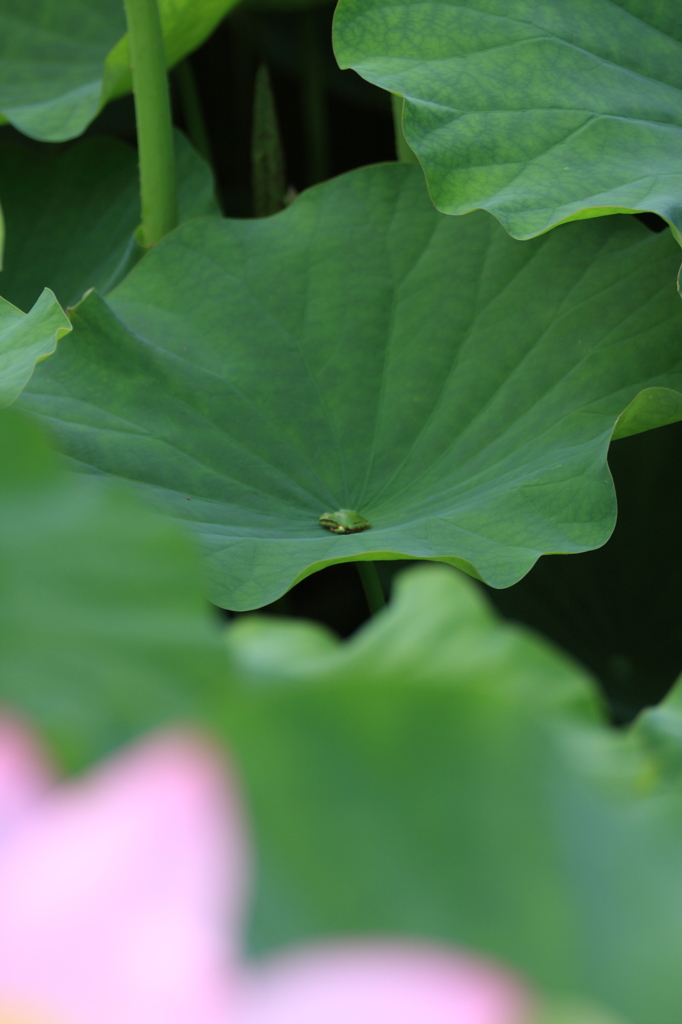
124 0 178 246
175 58 212 165
357 561 386 614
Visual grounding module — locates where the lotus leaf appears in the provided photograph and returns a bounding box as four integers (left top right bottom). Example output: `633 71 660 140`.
0 0 238 141
18 164 682 609
334 0 682 239
0 407 225 769
221 564 682 1024
0 131 220 312
0 289 70 408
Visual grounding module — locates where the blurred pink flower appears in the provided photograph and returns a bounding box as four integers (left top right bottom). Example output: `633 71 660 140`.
0 716 531 1024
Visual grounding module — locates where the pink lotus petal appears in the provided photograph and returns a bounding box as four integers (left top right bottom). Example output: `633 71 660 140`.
237 942 533 1024
0 714 52 836
0 730 248 1024
0 724 541 1024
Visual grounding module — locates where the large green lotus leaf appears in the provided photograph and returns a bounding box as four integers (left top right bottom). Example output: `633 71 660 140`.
18 164 682 610
0 131 220 313
0 288 70 407
219 565 682 1024
0 0 238 142
0 406 226 771
333 0 682 239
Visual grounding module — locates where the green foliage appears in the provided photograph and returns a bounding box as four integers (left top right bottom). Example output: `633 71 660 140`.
0 4 678 1017
0 131 219 313
488 422 682 722
631 671 682 784
107 0 242 105
534 1003 631 1024
0 289 70 407
0 407 226 770
221 565 682 1024
244 0 331 8
251 64 288 217
0 0 123 141
333 0 682 238
18 164 682 608
0 0 239 141
123 0 178 246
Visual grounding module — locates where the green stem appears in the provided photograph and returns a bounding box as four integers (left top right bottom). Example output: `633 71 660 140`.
357 561 386 615
175 59 213 165
391 93 418 164
124 0 177 246
251 64 287 217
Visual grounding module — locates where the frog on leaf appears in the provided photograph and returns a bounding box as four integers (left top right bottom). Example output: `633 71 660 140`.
319 509 371 534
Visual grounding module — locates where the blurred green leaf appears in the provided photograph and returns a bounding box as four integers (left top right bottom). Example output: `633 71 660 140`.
221 565 682 1024
632 671 682 784
0 407 226 769
18 164 682 608
535 1002 631 1024
0 131 219 313
333 0 682 239
0 288 70 407
0 0 238 142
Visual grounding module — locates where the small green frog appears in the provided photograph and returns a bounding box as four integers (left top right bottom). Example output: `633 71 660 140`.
319 509 371 534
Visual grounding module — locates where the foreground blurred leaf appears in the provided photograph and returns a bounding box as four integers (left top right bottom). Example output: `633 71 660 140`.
0 289 70 407
631 670 682 784
0 408 226 769
220 565 682 1024
18 164 682 609
334 0 682 239
0 0 238 142
0 131 220 313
